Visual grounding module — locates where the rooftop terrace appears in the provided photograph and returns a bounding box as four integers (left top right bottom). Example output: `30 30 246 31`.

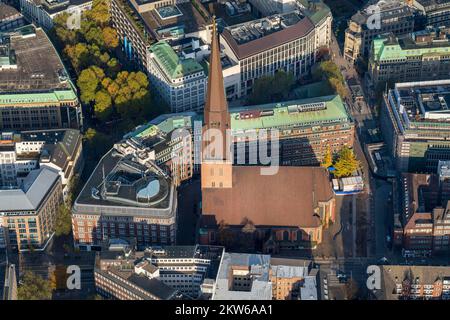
73 147 176 217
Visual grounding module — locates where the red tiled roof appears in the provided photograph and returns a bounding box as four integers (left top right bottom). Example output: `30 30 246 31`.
202 166 333 228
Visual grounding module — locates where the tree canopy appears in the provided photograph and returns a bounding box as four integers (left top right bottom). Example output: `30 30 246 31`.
54 204 72 237
18 271 53 300
248 70 295 105
313 61 348 99
333 146 360 178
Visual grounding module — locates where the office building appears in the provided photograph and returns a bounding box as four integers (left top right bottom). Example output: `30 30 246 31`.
0 3 26 32
120 112 198 185
0 26 82 130
270 257 318 300
95 244 223 299
398 163 450 257
110 0 210 71
212 252 273 300
220 10 318 97
147 41 207 112
368 29 450 85
0 167 63 251
381 80 450 173
71 145 178 251
0 129 83 198
95 248 180 300
230 94 355 166
410 0 450 28
379 265 450 300
344 0 415 62
19 0 92 30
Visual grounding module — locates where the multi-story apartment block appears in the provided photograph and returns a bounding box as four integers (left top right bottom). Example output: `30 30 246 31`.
0 167 63 251
380 265 450 300
147 41 207 112
110 0 210 71
0 3 26 32
368 29 450 85
0 26 82 131
19 0 92 30
410 0 450 28
344 0 415 62
0 129 83 198
381 80 450 173
220 10 318 97
71 144 178 251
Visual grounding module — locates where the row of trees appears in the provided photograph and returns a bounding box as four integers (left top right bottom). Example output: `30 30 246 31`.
322 145 360 178
52 0 158 131
312 61 347 98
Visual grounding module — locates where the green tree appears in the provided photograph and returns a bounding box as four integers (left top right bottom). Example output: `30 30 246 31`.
18 271 53 300
77 66 105 104
102 26 119 49
333 146 360 178
54 204 72 237
89 0 110 25
321 146 333 168
249 70 294 105
53 13 78 45
94 89 113 120
85 26 105 47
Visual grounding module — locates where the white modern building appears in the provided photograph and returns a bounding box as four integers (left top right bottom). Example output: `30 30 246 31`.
0 129 83 199
220 4 331 97
148 40 207 113
19 0 92 30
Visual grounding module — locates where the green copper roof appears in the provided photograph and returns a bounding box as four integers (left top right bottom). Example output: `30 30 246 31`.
150 41 204 80
372 37 450 62
230 95 352 132
0 89 78 105
297 0 331 25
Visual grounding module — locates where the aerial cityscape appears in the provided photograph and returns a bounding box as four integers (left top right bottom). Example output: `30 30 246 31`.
0 0 450 306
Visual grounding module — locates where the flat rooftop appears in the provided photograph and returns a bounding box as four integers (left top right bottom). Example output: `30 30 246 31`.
200 0 257 27
73 148 175 218
222 10 315 59
213 252 272 300
0 26 72 93
0 3 21 20
351 0 414 26
141 3 209 40
391 80 450 124
35 0 92 15
229 94 352 133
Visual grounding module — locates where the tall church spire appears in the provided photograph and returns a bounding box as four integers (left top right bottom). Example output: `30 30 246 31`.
201 17 233 189
204 16 230 137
